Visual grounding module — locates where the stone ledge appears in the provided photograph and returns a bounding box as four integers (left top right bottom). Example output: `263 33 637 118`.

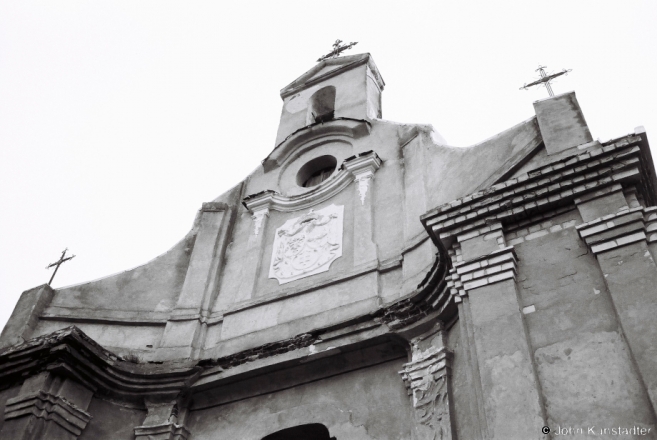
0 327 202 403
41 306 170 325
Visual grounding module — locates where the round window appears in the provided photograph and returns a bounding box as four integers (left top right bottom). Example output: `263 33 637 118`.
296 155 338 188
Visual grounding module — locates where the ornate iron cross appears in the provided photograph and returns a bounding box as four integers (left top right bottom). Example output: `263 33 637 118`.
520 65 572 97
46 248 75 285
317 39 358 62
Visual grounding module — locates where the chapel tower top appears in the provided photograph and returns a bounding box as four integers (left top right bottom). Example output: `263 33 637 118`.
274 53 385 146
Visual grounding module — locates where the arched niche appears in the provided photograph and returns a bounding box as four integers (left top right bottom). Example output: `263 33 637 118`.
261 423 336 440
307 86 336 124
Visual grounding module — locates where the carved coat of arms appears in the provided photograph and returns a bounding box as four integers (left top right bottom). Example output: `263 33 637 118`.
269 204 344 284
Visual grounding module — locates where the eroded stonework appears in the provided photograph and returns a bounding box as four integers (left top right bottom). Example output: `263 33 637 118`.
269 204 343 284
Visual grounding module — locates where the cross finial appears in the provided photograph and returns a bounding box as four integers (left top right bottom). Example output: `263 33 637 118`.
317 39 358 62
46 248 75 285
520 65 572 97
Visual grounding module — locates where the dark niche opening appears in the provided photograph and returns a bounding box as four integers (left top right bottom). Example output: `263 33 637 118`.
296 155 338 188
262 423 335 440
308 86 336 124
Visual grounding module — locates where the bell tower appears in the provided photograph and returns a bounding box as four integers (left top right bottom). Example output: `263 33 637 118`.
274 53 385 147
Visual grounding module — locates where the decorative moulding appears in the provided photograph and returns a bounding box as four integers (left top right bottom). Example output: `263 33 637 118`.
263 118 371 172
134 423 190 440
447 247 518 303
269 204 344 285
244 151 382 213
399 345 455 440
251 208 269 236
5 390 92 436
576 206 647 254
0 326 202 402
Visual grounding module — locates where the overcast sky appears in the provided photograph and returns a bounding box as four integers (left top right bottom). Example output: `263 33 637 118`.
1 1 656 330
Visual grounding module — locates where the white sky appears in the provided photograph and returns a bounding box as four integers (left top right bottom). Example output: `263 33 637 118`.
1 1 656 330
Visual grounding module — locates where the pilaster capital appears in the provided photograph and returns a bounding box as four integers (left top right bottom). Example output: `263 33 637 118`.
399 346 452 390
342 150 382 178
447 246 518 302
399 345 455 440
251 208 270 236
134 422 190 440
4 390 92 437
576 206 647 254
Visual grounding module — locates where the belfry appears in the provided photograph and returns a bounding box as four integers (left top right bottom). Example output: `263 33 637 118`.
1 52 656 439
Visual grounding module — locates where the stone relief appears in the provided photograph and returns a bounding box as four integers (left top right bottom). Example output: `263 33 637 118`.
410 374 450 440
269 204 343 284
400 345 454 440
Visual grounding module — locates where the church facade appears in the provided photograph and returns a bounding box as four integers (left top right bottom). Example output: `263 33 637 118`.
1 53 656 439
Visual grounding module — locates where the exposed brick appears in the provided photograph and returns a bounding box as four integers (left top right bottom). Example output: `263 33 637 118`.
526 230 549 241
487 271 515 284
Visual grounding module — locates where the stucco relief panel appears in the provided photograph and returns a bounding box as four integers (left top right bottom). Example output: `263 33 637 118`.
269 204 344 284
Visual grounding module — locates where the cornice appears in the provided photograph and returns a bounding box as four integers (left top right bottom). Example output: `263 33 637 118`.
422 134 650 247
263 118 371 172
0 244 451 406
244 150 382 213
0 327 201 403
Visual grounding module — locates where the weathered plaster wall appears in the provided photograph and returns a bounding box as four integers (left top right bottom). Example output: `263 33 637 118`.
187 359 411 440
512 209 657 431
79 398 146 440
210 112 545 355
0 49 555 363
50 231 194 316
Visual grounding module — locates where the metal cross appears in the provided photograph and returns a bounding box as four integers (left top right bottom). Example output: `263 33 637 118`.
46 248 75 285
520 65 572 97
317 39 358 62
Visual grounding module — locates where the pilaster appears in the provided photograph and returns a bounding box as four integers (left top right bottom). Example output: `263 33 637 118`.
233 206 270 302
158 202 232 360
577 204 657 413
1 372 93 440
399 323 456 440
447 244 545 438
419 130 656 438
343 152 381 267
